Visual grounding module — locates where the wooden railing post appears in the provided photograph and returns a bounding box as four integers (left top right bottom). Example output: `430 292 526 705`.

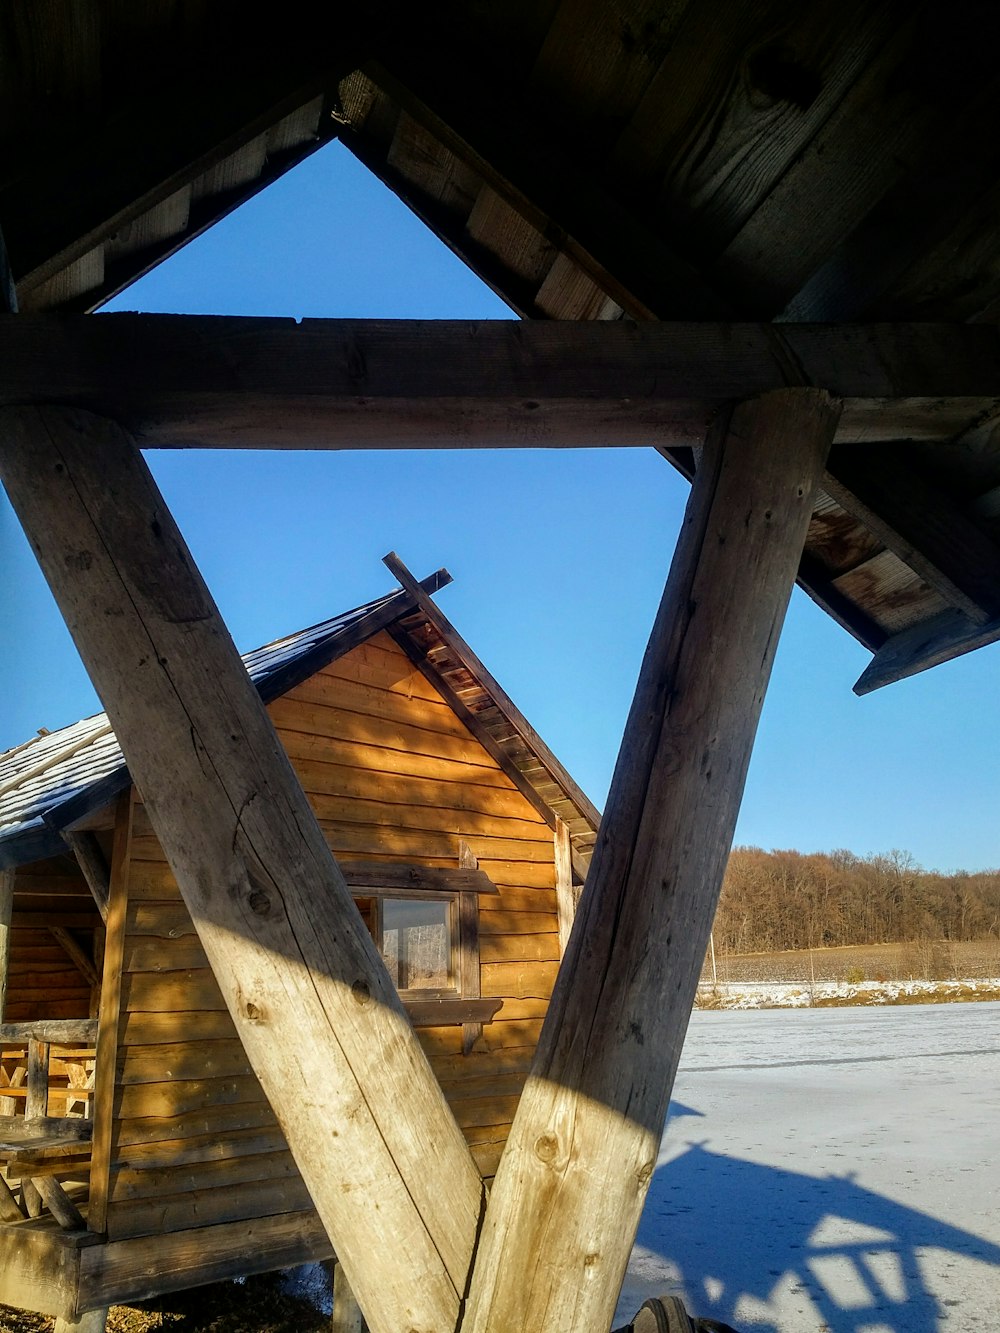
464 388 841 1331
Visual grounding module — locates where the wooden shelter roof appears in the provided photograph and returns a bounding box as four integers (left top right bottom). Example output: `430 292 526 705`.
3 1 1000 691
0 569 598 872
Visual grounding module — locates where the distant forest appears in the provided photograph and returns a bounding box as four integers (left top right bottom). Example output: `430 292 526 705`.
714 847 1000 955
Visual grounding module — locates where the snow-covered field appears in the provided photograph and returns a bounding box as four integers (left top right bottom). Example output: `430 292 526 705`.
616 1001 1000 1333
695 978 1000 1009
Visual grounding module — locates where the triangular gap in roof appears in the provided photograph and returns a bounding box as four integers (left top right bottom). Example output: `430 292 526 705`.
6 138 680 818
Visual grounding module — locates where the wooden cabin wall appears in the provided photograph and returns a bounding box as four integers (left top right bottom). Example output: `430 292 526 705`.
102 631 560 1236
4 857 102 1022
269 632 561 1178
104 808 306 1242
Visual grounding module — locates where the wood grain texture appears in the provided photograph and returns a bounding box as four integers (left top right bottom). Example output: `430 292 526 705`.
0 869 12 1020
0 405 483 1333
0 315 997 448
463 388 839 1332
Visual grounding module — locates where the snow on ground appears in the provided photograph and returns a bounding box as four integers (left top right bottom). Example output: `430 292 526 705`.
616 1001 1000 1333
695 978 1000 1009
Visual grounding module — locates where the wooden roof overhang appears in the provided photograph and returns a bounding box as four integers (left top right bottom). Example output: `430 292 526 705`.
3 5 999 1330
4 1 1000 697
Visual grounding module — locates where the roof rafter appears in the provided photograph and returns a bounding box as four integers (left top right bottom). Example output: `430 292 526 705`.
824 447 1000 626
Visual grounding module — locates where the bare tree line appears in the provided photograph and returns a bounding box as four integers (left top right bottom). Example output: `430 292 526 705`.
715 847 1000 955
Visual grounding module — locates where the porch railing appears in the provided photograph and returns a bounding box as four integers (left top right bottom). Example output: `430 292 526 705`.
0 1018 98 1230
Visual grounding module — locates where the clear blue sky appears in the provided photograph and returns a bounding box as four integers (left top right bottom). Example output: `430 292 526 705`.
3 141 999 873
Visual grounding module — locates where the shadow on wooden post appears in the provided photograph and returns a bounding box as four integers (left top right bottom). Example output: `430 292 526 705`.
464 388 841 1332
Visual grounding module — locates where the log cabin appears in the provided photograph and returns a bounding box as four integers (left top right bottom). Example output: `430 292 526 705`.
3 2 1000 1329
0 564 597 1328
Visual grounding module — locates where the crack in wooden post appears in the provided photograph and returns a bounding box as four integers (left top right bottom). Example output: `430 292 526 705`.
463 387 841 1333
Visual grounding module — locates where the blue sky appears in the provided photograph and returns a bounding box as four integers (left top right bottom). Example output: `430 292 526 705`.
3 140 998 873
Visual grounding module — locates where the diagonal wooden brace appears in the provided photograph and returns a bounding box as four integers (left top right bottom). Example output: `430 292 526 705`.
0 405 483 1333
464 388 841 1332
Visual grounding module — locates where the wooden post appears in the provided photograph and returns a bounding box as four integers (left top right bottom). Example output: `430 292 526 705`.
553 820 576 955
464 388 840 1332
331 1260 367 1333
0 405 483 1333
0 869 12 1022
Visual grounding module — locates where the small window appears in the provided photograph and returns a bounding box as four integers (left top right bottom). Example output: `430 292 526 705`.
378 897 456 996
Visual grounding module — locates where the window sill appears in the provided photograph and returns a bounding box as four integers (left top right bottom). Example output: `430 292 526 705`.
402 997 502 1027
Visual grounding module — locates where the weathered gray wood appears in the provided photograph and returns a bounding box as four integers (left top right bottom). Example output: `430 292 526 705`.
0 1172 25 1221
824 448 1000 625
854 605 1000 695
0 315 996 449
0 1020 98 1044
34 1174 87 1231
25 1039 50 1119
463 388 840 1332
53 1309 108 1333
0 405 483 1333
0 225 16 314
331 1259 367 1333
553 819 576 956
49 927 100 988
340 862 497 895
61 832 111 922
0 870 12 1021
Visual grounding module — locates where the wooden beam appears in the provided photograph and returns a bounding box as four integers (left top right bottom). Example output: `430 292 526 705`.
2 27 356 307
463 388 840 1332
48 928 100 989
60 833 110 923
553 820 576 957
367 44 730 322
0 869 12 1021
0 405 483 1333
824 447 1000 625
1 316 998 449
854 605 1000 695
0 225 17 314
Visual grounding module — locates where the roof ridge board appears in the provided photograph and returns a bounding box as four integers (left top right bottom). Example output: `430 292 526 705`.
383 556 601 833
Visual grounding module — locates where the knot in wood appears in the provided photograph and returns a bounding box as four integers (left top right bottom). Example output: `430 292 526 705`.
247 888 271 916
351 979 371 1006
243 999 265 1023
636 1159 655 1186
533 1132 559 1164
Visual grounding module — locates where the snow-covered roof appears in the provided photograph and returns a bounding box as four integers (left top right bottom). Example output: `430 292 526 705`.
0 589 403 869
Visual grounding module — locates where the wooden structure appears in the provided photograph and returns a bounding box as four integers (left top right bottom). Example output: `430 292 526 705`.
0 570 595 1325
3 3 1000 1329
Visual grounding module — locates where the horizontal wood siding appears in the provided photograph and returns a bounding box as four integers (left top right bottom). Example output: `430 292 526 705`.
105 632 559 1238
274 634 559 1173
5 860 100 1021
106 840 296 1239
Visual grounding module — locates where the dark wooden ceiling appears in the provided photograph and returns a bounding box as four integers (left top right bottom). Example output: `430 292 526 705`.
3 0 1000 692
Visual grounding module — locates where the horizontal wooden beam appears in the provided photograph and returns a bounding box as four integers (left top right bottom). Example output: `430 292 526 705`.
340 862 498 895
2 316 998 449
825 446 1000 625
854 606 1000 695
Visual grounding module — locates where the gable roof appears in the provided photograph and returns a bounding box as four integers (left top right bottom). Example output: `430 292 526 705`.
5 4 1000 693
0 570 598 874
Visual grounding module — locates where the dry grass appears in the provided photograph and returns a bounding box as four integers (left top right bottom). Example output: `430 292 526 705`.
0 1272 329 1333
705 938 1000 987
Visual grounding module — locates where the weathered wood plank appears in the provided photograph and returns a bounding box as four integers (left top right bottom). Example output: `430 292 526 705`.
60 833 110 923
0 869 13 1021
0 316 997 447
824 447 1000 624
87 791 132 1234
78 1210 331 1309
464 388 839 1332
854 605 1000 695
553 819 576 956
0 405 482 1333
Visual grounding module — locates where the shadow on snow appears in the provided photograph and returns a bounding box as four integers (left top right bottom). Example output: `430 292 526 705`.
622 1102 1000 1333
